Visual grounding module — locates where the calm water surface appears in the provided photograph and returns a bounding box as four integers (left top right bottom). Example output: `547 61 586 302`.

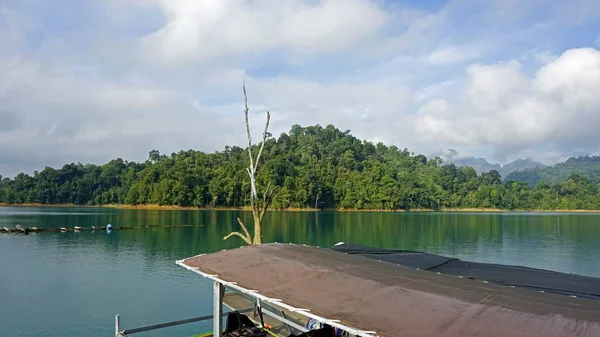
1 207 599 336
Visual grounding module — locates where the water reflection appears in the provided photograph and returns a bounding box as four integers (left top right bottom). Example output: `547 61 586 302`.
2 208 600 337
3 208 598 276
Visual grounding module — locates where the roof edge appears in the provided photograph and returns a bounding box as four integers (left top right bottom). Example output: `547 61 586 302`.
176 248 379 337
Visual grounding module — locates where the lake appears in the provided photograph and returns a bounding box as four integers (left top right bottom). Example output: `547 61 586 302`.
1 207 600 336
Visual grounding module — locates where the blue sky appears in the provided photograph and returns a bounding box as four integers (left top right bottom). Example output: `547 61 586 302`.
0 0 599 177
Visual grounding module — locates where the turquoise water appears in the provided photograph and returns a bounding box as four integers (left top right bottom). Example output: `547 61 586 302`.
1 207 600 336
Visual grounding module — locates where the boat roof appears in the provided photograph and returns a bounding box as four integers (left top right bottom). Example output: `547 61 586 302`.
331 243 600 299
178 243 600 337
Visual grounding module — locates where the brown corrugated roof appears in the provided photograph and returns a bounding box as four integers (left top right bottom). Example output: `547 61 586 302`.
181 243 600 337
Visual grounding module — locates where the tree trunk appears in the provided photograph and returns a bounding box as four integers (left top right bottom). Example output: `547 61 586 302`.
252 211 261 244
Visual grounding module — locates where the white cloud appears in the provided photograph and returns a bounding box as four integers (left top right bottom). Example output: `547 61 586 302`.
245 75 414 145
0 55 239 175
413 47 600 160
534 50 558 64
415 80 456 101
429 148 476 163
525 150 569 166
415 99 467 144
427 46 480 65
1 0 600 177
0 6 39 55
535 48 600 108
137 0 388 64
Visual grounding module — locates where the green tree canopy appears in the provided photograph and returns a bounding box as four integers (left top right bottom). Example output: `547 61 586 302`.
2 124 600 211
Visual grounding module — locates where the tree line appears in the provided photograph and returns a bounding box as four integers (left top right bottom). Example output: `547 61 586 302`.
1 124 600 210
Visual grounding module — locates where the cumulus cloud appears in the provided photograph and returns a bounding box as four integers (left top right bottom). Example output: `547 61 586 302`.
137 0 388 64
0 55 238 175
0 0 599 177
248 76 412 130
414 48 600 160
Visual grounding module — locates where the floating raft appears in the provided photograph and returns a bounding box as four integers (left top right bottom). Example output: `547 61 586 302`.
0 225 118 234
0 224 204 234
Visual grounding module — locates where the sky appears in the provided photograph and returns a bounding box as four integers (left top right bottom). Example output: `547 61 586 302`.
1 0 599 177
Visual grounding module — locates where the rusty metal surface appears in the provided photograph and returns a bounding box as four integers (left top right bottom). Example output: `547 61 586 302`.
182 243 600 337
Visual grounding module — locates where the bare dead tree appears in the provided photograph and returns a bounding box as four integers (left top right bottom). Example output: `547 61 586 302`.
223 83 277 245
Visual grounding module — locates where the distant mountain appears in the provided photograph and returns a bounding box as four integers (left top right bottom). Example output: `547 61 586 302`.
500 158 546 177
450 157 501 175
449 157 545 177
506 155 600 187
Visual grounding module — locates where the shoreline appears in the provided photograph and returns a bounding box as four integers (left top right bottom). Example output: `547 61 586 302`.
1 203 600 213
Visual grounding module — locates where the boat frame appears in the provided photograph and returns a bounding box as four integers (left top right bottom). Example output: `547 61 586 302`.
113 255 373 337
114 243 600 337
176 255 378 337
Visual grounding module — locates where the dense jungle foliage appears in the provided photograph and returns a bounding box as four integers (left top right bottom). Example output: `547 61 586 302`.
505 156 600 187
1 124 600 210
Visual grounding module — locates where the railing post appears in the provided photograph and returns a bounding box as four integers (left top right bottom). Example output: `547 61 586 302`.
214 282 225 337
256 298 265 328
115 314 120 337
256 298 262 323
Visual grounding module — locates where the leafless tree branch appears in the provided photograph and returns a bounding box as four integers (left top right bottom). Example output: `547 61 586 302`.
243 83 255 171
223 231 252 245
254 111 270 172
236 217 251 242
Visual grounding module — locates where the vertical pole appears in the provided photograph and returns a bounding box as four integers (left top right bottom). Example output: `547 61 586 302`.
256 298 262 326
115 314 120 337
214 281 225 337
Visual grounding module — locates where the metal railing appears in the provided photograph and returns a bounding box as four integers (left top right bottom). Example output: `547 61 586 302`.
116 314 212 336
114 307 255 337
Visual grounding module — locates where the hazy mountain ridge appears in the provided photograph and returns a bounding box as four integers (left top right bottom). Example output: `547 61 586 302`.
448 157 546 177
505 155 600 187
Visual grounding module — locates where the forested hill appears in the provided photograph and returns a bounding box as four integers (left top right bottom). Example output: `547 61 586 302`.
506 156 600 187
1 124 600 210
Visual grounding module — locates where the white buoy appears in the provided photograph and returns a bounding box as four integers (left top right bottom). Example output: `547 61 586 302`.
106 224 113 230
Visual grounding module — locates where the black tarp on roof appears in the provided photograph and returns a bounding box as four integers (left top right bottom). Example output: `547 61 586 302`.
330 243 600 300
